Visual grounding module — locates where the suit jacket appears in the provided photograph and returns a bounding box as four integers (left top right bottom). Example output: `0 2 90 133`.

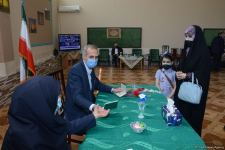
211 36 225 54
111 46 123 56
65 61 112 133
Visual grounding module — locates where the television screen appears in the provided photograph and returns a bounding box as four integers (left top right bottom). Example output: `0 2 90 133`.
58 34 81 51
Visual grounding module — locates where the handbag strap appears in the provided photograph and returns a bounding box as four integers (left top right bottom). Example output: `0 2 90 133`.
191 73 199 85
161 70 174 89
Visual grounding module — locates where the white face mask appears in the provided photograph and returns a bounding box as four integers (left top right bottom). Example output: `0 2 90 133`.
185 36 195 41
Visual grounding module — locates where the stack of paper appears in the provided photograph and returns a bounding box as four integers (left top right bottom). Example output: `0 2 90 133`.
115 83 127 97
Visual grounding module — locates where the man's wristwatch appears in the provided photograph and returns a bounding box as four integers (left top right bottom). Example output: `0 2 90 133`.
91 106 95 112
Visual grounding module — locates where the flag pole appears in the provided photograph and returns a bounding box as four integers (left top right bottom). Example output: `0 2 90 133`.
19 1 36 82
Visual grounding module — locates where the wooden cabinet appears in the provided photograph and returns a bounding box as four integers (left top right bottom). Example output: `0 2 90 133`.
61 51 81 68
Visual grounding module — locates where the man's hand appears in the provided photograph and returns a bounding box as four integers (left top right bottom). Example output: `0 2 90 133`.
176 71 186 80
112 87 123 93
93 105 110 119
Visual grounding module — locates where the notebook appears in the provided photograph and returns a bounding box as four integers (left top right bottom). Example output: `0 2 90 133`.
104 100 118 109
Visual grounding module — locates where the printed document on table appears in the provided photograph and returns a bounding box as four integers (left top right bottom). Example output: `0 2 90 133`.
115 83 127 97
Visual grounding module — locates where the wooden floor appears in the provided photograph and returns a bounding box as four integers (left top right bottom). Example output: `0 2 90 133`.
0 64 225 149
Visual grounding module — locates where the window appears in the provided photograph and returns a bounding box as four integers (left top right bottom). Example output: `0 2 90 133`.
0 0 10 13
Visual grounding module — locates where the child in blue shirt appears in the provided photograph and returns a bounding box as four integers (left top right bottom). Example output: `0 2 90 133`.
155 54 176 98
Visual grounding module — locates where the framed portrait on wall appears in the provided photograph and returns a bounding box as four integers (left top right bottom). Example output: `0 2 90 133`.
29 18 37 33
37 11 44 25
107 27 121 38
0 0 10 13
44 9 50 20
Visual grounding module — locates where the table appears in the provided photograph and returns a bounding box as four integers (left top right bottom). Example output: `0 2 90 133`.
79 85 206 150
119 55 144 69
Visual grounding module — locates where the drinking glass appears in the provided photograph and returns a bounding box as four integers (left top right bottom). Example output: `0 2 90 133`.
132 83 136 90
138 100 146 119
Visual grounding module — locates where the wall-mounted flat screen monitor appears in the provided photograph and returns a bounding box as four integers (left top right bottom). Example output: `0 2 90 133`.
58 34 81 51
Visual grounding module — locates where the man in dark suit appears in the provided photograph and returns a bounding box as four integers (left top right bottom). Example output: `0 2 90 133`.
111 43 123 67
65 44 122 134
211 31 225 71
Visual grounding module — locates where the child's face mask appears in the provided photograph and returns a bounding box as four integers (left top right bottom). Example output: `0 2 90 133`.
162 59 172 70
162 64 172 70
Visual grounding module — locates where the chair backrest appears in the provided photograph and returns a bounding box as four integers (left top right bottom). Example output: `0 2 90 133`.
132 48 142 56
162 45 170 54
171 48 178 58
99 49 110 61
149 49 160 61
47 68 66 96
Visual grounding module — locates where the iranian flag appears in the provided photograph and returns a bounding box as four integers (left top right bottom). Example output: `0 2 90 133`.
19 3 36 82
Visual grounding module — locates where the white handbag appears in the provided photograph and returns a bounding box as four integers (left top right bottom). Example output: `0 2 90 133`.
178 73 203 104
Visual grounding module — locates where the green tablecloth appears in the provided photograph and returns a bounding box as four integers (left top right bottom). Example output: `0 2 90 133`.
79 85 206 150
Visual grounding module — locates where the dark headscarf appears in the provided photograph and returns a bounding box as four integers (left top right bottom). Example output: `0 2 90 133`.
2 76 69 150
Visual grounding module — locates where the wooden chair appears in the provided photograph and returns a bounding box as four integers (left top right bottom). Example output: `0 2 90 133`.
47 68 66 97
132 48 142 56
99 48 110 66
171 48 181 69
148 49 160 67
162 45 170 55
67 134 86 150
47 68 86 149
171 48 178 60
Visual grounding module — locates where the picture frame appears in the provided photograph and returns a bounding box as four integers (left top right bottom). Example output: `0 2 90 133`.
44 9 50 20
0 0 10 13
107 27 121 38
37 11 44 25
28 18 37 33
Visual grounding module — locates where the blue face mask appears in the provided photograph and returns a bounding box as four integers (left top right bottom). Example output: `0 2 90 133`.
86 58 98 69
54 96 63 115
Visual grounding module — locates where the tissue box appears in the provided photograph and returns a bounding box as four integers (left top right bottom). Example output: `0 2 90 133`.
161 105 182 126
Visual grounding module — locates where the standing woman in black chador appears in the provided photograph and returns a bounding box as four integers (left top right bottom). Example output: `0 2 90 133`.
174 25 211 136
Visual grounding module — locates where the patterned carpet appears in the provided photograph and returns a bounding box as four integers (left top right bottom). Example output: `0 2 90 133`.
0 64 225 149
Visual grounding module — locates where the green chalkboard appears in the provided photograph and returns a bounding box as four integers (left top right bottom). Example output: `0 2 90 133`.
87 27 142 48
204 28 225 46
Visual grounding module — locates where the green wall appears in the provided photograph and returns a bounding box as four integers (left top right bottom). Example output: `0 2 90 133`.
87 27 142 48
204 28 225 46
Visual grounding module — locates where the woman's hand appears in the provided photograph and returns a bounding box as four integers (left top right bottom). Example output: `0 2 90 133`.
176 71 187 80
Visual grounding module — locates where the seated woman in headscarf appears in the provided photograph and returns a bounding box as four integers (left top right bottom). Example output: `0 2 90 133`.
1 76 109 150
